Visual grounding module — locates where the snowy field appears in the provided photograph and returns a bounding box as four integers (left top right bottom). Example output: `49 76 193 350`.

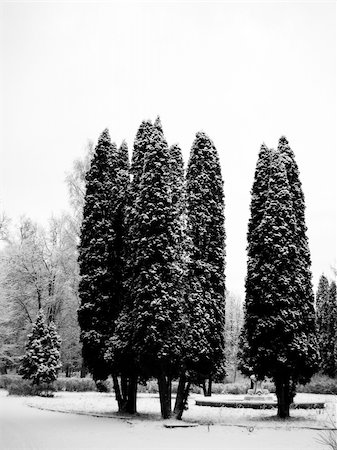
24 391 337 429
1 390 337 450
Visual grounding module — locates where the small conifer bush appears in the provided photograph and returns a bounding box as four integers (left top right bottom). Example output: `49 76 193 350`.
18 309 62 396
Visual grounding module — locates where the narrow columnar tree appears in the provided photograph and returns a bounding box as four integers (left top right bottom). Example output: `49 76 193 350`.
247 144 272 257
106 122 154 414
239 144 272 373
278 136 317 344
316 275 337 377
168 143 186 261
129 119 184 419
331 281 337 376
77 129 122 383
130 120 154 188
177 132 226 406
19 309 61 389
240 149 319 418
105 138 142 413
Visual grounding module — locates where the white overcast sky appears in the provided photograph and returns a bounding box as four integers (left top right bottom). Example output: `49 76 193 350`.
0 1 336 296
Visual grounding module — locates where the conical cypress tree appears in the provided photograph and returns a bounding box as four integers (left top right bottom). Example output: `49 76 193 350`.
238 144 272 374
278 136 309 258
78 129 122 382
331 281 337 376
123 120 154 309
240 150 319 418
129 119 184 419
316 276 337 377
117 140 129 173
19 309 61 388
106 122 154 414
130 120 153 188
247 144 272 256
154 115 164 134
184 132 226 393
278 136 316 338
104 139 139 413
169 144 186 255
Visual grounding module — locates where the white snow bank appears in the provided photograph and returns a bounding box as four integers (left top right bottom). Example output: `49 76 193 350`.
25 392 337 430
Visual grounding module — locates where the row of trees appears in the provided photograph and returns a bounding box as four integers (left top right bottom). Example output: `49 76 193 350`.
77 123 335 420
77 118 226 419
0 134 241 381
1 119 335 420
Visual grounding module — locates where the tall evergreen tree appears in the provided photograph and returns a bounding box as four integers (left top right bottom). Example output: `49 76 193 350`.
105 139 140 413
106 122 154 414
316 275 337 377
19 309 61 389
278 136 317 342
130 120 153 188
247 144 272 257
128 119 184 419
168 143 186 259
178 132 226 403
331 281 337 376
77 129 123 383
239 144 272 373
240 149 319 418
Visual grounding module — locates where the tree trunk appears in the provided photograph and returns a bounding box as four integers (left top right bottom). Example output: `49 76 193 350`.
206 377 212 397
173 374 191 420
174 375 186 415
204 377 212 397
157 373 172 419
121 375 128 400
126 375 137 414
275 377 291 418
112 374 126 412
112 374 138 414
233 364 237 383
80 362 87 378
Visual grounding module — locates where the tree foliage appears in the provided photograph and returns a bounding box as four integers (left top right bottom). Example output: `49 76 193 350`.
129 119 184 418
18 309 61 386
106 123 153 385
107 118 187 418
316 275 337 377
0 216 81 374
184 132 226 382
78 129 123 381
240 140 319 418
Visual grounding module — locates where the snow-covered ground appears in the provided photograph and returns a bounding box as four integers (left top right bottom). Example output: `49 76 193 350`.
25 391 337 429
1 390 336 450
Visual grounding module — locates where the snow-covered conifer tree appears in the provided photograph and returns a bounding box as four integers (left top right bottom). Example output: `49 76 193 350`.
78 129 125 383
183 132 226 396
240 149 319 418
238 144 272 373
278 136 317 340
316 275 337 377
129 118 184 419
331 281 337 376
106 122 153 414
19 309 61 389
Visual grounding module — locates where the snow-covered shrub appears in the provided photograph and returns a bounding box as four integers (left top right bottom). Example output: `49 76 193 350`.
18 309 62 394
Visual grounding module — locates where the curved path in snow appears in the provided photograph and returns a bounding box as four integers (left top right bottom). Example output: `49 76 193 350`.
0 392 328 450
